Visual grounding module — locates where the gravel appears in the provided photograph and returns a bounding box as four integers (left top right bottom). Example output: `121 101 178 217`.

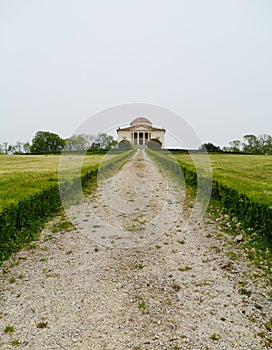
0 150 271 349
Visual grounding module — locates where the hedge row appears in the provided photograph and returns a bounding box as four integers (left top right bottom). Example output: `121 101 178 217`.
147 149 272 237
0 150 134 263
0 183 61 262
147 149 212 200
210 180 272 236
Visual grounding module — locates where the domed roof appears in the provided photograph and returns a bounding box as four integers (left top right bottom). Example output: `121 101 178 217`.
130 117 152 126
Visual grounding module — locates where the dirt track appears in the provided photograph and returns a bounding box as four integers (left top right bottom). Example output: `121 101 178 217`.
0 150 271 349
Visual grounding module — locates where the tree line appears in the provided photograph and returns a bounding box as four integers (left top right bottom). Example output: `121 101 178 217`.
0 131 117 154
2 131 272 155
200 134 272 155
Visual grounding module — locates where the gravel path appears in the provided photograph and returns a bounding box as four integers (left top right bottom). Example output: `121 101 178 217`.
0 150 271 349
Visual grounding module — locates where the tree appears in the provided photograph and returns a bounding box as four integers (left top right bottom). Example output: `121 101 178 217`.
224 134 272 155
242 134 259 154
199 143 222 152
229 140 241 152
224 140 241 153
2 142 8 155
92 133 117 150
0 141 30 154
30 131 65 153
23 142 31 154
64 134 89 151
14 141 24 154
89 142 101 151
81 134 96 148
147 138 162 149
8 144 15 154
258 134 272 155
118 140 132 149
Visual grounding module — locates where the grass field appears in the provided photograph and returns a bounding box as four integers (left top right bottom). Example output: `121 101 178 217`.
173 153 272 206
0 154 109 211
0 151 134 262
1 151 271 216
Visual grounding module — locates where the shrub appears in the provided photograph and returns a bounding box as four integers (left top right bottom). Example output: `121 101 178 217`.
147 138 162 149
118 140 133 149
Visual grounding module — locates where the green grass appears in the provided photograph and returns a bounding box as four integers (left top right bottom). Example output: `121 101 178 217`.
36 321 48 329
10 339 20 345
124 224 143 232
51 218 75 233
138 301 147 310
173 153 272 206
9 276 16 283
238 288 252 297
4 324 15 334
266 318 272 331
0 154 107 211
210 333 219 341
0 150 134 215
178 266 192 272
133 263 144 269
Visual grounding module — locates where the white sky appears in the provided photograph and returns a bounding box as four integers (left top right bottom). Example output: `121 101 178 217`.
0 0 271 148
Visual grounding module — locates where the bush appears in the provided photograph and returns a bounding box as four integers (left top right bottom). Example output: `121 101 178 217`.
118 140 133 149
147 138 162 149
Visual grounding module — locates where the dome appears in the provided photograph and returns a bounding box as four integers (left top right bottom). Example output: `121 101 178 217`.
130 117 152 126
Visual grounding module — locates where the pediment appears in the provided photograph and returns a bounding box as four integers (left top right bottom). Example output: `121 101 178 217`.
131 124 154 131
117 124 165 132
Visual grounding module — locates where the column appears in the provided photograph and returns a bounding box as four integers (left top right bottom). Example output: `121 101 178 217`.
134 132 137 146
145 132 148 145
139 132 143 145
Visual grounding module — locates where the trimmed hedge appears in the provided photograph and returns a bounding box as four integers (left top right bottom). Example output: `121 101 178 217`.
0 184 61 262
210 180 272 236
147 149 272 238
0 150 134 263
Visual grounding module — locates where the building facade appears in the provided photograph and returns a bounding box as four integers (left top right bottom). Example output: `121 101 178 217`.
117 117 165 148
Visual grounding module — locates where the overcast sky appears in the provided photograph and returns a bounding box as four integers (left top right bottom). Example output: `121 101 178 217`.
0 0 271 148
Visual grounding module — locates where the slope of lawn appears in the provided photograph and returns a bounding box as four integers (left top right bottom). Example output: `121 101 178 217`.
173 153 272 207
0 154 108 211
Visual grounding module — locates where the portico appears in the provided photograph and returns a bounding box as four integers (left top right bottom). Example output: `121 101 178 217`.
117 117 165 148
132 131 151 146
